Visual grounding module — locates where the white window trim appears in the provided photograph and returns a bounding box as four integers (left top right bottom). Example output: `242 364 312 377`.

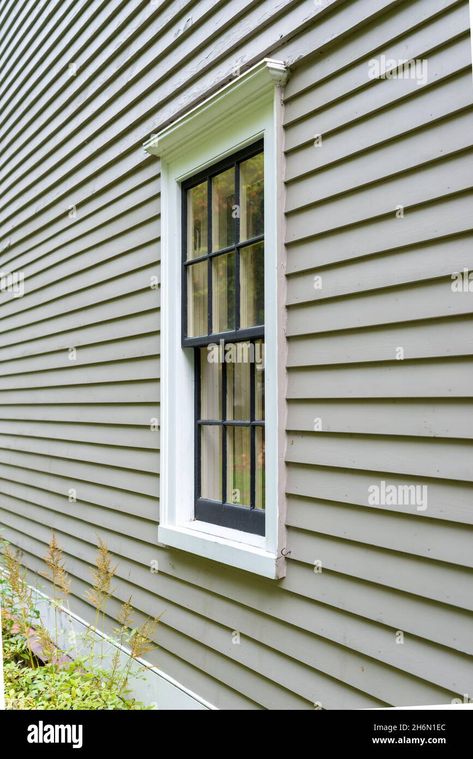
144 59 288 580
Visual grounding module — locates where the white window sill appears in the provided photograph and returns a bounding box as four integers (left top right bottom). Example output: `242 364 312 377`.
158 522 282 579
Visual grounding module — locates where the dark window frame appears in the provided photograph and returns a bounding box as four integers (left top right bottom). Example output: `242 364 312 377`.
181 139 264 347
182 141 265 536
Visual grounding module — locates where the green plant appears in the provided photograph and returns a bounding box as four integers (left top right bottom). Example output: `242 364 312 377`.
0 536 160 710
1 546 39 670
3 658 150 710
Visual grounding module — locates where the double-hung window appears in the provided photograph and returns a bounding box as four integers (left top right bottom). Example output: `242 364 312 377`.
145 59 288 578
182 143 265 536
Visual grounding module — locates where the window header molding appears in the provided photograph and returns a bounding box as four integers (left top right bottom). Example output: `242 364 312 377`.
144 59 288 163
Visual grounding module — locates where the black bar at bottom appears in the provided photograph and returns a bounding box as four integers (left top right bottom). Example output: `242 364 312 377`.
195 498 265 536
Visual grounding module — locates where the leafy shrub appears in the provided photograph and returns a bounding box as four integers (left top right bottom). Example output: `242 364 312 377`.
0 537 159 710
3 658 149 710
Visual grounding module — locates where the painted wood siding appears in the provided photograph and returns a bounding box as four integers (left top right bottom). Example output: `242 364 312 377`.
1 0 472 709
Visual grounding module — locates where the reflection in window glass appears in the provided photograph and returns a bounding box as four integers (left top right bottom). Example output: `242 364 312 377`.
255 340 265 421
240 242 264 328
201 425 221 500
212 252 235 333
226 351 250 420
255 427 265 510
212 169 235 251
187 182 208 259
240 153 264 242
200 351 221 420
227 426 251 507
184 147 266 534
187 261 208 337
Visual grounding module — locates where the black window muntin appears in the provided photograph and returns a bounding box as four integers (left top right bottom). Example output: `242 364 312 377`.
181 139 264 347
182 141 265 536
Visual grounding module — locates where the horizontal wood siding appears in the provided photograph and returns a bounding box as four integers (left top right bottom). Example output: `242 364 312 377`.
283 0 473 709
1 0 472 708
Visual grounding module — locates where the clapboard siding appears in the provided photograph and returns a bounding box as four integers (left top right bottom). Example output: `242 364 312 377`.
286 464 473 526
0 403 158 424
287 320 473 365
287 236 473 303
281 0 473 710
0 504 467 706
1 0 472 709
286 280 473 332
287 399 473 440
0 447 158 496
286 193 473 274
288 360 473 398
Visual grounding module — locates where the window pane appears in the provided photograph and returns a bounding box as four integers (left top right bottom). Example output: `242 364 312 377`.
187 261 208 337
201 425 221 500
212 252 235 333
240 153 264 242
226 348 250 420
212 168 235 251
254 340 265 421
240 242 264 328
255 426 265 510
200 350 221 420
187 182 208 259
226 426 251 506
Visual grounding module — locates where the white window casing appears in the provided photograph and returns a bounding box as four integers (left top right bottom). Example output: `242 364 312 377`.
144 59 288 579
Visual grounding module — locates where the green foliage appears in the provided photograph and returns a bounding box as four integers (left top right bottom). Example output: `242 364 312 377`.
0 538 158 710
3 658 149 710
2 629 34 665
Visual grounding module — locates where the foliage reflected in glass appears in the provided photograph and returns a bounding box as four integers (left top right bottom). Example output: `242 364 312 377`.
227 426 251 506
212 252 235 333
240 153 264 242
240 242 264 328
212 168 235 251
187 261 208 336
187 181 208 259
201 425 222 501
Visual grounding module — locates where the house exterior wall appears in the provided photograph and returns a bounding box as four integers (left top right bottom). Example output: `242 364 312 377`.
0 0 472 709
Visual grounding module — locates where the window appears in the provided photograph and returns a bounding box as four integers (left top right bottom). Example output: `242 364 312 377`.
145 58 288 578
182 144 265 535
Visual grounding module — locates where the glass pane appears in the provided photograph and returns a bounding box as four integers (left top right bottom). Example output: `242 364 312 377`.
226 426 250 506
212 168 235 251
254 340 265 421
240 153 264 242
212 252 235 333
200 350 222 420
255 426 265 510
201 425 221 501
187 261 208 337
240 242 264 328
187 182 208 259
226 349 250 420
